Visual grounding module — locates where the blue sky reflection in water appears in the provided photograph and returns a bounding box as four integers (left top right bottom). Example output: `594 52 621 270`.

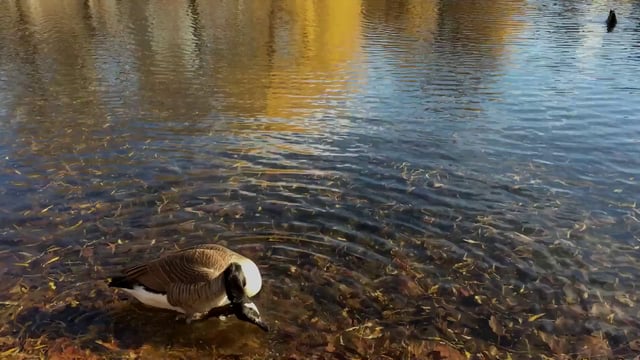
0 0 639 358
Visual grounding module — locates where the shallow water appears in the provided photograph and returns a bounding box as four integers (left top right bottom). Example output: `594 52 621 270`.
0 0 639 358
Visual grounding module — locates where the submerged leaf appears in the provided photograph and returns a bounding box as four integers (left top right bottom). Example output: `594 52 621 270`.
528 313 545 322
489 315 505 336
0 348 19 357
431 343 466 360
538 331 569 354
614 293 635 307
576 335 612 358
429 285 439 295
43 256 60 267
95 339 120 351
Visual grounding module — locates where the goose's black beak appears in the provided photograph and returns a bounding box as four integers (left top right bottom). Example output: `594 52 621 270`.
224 262 270 332
233 301 269 332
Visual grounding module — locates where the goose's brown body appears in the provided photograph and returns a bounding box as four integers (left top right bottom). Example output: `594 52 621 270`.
109 244 263 319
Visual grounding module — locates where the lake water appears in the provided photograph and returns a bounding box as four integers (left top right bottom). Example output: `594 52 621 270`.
1 0 639 358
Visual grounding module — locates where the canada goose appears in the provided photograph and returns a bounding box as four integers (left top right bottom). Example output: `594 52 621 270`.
606 9 617 31
108 244 268 331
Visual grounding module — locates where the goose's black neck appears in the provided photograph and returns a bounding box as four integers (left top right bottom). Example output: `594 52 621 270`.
223 262 269 332
223 262 247 304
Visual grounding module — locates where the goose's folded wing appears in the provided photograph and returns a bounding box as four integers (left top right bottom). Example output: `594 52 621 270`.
121 247 232 292
166 279 226 308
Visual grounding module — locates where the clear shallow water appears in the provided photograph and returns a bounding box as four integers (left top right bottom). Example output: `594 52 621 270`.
0 0 639 358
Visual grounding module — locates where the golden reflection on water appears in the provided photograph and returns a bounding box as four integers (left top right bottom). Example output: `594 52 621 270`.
263 0 364 120
363 0 439 38
438 0 526 48
0 0 526 144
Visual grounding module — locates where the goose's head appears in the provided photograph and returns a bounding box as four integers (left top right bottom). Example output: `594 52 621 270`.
224 262 269 332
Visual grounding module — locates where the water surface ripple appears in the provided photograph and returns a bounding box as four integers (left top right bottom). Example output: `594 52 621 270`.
0 0 639 358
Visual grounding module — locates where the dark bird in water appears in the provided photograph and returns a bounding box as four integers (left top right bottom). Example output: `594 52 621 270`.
606 9 617 31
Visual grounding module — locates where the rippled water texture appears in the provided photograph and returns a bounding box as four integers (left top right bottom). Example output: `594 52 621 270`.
1 0 640 358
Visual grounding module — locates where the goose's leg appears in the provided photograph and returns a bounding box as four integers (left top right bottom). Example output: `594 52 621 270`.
202 303 235 321
187 313 206 324
176 312 205 324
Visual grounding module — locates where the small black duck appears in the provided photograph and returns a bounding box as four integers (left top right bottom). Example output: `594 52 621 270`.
606 9 617 31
